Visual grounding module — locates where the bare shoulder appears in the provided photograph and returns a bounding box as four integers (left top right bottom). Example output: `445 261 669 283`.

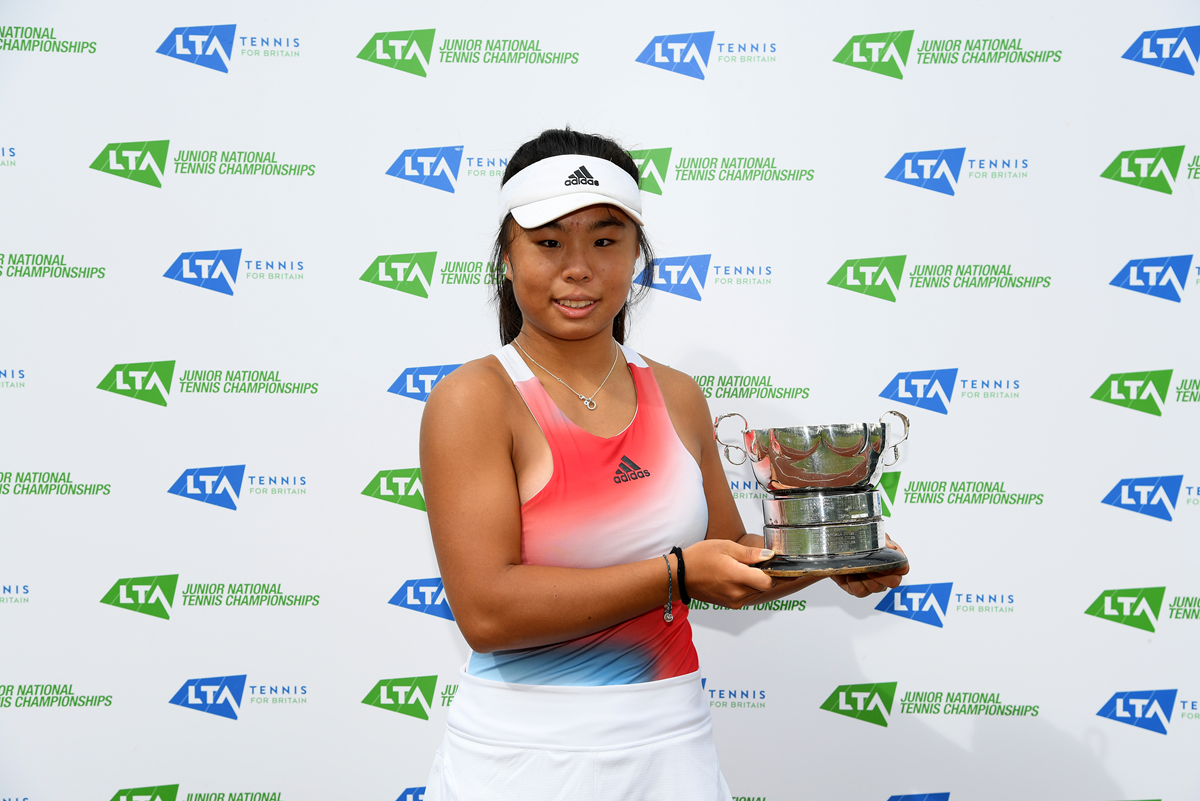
423 354 517 431
640 355 709 423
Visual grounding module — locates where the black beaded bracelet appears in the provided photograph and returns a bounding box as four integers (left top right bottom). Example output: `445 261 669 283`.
670 546 690 605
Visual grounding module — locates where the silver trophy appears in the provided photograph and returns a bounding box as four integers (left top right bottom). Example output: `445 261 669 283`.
713 411 910 577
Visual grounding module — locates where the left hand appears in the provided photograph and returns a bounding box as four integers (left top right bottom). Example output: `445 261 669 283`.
831 537 909 598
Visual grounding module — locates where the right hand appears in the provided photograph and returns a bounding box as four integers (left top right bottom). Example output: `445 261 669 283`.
682 539 776 608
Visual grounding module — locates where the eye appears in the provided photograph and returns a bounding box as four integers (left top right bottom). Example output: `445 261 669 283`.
594 238 615 247
537 239 561 248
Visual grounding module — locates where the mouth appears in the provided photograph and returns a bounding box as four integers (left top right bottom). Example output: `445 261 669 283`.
555 298 597 309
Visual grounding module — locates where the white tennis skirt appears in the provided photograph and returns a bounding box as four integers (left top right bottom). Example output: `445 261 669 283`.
424 666 733 801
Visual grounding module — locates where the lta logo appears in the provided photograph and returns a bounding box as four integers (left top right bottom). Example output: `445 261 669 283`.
357 29 435 77
169 674 247 720
361 252 437 298
820 682 896 727
887 795 949 801
362 676 437 720
1085 587 1165 633
1091 370 1172 416
89 140 170 188
167 465 246 511
828 256 906 302
1101 146 1184 194
388 365 461 402
879 369 958 414
885 148 965 196
389 578 454 621
635 32 714 80
156 25 236 73
1102 475 1183 521
628 148 671 194
640 255 709 301
833 30 913 79
1097 689 1176 734
386 147 463 193
108 785 179 801
363 469 426 511
97 360 175 407
100 575 179 621
1122 26 1200 76
1110 255 1191 303
163 249 241 296
875 582 952 627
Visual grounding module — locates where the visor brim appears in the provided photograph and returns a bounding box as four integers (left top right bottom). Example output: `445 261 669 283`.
509 194 644 229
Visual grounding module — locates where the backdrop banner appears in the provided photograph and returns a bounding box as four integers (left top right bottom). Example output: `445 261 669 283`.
2 2 1198 800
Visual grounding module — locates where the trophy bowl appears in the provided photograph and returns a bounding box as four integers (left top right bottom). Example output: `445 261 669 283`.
714 411 910 578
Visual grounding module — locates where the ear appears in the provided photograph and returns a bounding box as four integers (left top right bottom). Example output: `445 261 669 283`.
502 250 513 280
633 243 641 273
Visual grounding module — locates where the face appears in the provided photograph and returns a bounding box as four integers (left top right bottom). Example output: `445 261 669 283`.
505 204 641 343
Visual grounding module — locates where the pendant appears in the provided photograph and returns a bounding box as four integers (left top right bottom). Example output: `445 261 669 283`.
581 396 597 410
664 606 674 623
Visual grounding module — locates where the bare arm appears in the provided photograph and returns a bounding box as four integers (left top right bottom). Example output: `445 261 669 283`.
420 359 774 654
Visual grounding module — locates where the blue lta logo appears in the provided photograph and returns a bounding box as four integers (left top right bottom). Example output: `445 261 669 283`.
163 248 241 296
1101 475 1183 521
388 364 461 402
635 32 714 80
1110 255 1191 303
156 25 237 73
875 582 952 627
1097 689 1176 734
167 465 246 511
640 254 709 301
1122 26 1200 76
168 674 246 720
885 148 966 196
389 578 454 621
879 369 958 414
386 146 463 193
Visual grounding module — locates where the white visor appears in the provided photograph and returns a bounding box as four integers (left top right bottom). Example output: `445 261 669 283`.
498 154 643 229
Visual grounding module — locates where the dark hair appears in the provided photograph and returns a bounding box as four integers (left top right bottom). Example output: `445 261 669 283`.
490 128 655 345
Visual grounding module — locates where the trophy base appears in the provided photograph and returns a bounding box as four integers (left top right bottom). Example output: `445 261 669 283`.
757 547 908 578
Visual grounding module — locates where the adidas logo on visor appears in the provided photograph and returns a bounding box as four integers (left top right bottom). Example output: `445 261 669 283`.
564 165 600 187
613 455 650 484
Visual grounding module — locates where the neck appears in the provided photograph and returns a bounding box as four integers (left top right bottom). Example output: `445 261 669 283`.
514 326 619 381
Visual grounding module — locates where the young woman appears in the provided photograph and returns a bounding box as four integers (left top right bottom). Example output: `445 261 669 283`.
419 129 907 800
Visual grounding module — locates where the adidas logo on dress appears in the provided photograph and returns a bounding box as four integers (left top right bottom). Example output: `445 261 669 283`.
564 165 599 186
613 455 650 484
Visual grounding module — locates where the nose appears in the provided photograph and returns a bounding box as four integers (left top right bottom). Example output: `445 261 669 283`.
560 240 593 283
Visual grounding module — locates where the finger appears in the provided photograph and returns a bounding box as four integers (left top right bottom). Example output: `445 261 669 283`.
732 546 775 566
729 561 776 592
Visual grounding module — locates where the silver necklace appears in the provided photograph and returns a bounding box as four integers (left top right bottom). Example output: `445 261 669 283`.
513 338 620 411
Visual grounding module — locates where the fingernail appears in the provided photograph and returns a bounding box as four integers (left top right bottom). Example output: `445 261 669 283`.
760 549 774 559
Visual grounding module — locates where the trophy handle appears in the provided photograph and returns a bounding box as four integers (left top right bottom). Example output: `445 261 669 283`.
713 413 749 466
880 410 910 466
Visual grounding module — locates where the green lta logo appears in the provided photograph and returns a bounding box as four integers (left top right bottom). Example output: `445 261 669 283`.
628 148 672 195
879 472 900 517
820 682 896 726
1085 587 1164 633
1101 146 1184 194
361 252 437 298
108 786 178 801
362 676 437 720
828 256 905 302
100 574 178 620
833 31 913 79
363 469 426 511
1091 369 1172 416
90 140 170 188
97 360 176 407
357 29 435 77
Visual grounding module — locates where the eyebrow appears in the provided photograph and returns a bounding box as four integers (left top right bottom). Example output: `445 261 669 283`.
529 217 628 233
